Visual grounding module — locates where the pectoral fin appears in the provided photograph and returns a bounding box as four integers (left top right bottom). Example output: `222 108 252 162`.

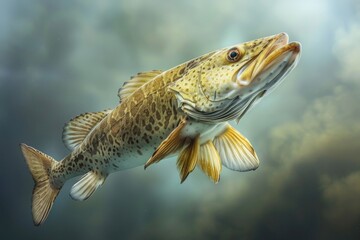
144 118 187 169
213 124 259 171
145 118 202 183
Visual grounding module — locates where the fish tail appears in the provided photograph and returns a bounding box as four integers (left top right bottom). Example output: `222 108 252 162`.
20 143 61 226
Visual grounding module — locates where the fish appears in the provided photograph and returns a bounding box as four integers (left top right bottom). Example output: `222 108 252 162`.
20 32 301 226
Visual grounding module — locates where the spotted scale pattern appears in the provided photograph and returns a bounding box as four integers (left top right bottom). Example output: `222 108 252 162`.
49 33 282 187
50 59 203 187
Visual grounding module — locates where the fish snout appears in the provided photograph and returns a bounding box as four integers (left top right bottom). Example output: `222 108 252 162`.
236 34 301 94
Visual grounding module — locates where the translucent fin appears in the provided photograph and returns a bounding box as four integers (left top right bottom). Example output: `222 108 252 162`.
20 144 61 226
118 70 162 102
177 135 200 183
70 171 106 201
62 110 111 150
32 180 60 226
198 141 222 183
213 124 259 171
144 118 187 169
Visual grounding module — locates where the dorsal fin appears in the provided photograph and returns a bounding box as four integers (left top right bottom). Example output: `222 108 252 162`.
62 109 112 150
118 70 162 102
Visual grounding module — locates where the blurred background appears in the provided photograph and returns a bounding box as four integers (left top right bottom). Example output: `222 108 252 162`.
1 0 359 239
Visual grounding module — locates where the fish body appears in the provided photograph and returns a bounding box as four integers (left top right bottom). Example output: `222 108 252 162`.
21 33 301 225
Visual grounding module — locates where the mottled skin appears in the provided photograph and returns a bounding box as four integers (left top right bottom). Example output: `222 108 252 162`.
51 60 196 187
50 33 298 188
22 33 301 226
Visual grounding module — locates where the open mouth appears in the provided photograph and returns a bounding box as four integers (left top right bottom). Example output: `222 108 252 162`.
236 33 301 88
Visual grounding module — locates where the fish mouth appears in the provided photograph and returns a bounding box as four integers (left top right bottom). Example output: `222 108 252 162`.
236 33 301 92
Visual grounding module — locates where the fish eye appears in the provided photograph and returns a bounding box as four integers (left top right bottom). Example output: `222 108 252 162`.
227 48 241 62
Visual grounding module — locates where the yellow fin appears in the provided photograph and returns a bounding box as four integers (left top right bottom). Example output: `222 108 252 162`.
198 141 222 183
62 110 111 150
118 70 162 102
144 118 186 169
213 124 259 171
177 135 200 183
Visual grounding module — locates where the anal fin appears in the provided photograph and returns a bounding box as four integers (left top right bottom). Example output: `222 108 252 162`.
213 124 259 171
70 171 107 201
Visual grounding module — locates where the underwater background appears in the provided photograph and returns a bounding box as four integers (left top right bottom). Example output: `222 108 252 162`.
1 0 359 239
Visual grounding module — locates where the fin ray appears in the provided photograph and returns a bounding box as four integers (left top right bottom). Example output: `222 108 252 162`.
70 171 106 201
177 135 200 183
62 110 111 150
21 144 61 226
213 124 259 171
198 141 222 183
144 118 187 169
118 70 162 102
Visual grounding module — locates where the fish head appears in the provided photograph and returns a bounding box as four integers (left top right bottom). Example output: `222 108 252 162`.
170 33 301 122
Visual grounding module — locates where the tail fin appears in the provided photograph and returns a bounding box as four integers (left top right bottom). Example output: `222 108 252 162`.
20 144 61 226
